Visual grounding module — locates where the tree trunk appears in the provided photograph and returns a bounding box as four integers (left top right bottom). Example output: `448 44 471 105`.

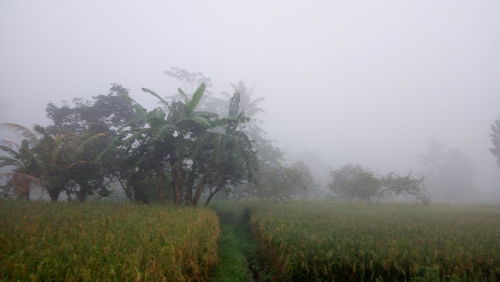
77 190 87 202
376 189 389 205
76 182 89 202
156 166 165 202
186 168 196 205
116 176 134 201
204 176 225 206
192 175 207 205
204 186 221 206
48 188 60 202
174 161 184 204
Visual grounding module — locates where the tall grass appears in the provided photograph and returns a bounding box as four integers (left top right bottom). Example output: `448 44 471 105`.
250 201 500 281
0 200 220 281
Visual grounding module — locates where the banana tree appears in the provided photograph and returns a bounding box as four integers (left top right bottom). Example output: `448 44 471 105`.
140 83 218 204
199 91 258 206
108 83 257 205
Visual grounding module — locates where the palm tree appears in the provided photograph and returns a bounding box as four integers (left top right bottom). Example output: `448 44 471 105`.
1 123 106 201
0 138 40 199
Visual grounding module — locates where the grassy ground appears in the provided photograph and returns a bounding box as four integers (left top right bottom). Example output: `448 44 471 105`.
211 200 272 282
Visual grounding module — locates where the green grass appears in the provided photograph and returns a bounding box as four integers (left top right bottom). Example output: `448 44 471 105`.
210 200 272 282
211 223 252 282
250 201 500 281
0 200 220 281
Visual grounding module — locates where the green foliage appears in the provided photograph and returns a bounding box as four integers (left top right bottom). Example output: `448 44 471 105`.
42 84 138 201
211 200 273 282
241 161 314 200
1 122 119 201
378 172 428 205
329 165 380 203
329 165 427 204
0 200 220 281
102 82 258 205
3 81 258 205
250 201 500 281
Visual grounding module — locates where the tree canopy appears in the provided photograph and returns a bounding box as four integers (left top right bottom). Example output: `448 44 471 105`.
1 82 259 205
490 117 500 167
328 165 428 205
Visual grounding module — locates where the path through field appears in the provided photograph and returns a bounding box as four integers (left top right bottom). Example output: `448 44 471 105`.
211 202 271 282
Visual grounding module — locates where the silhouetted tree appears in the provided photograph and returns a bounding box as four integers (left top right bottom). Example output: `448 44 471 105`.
328 165 380 204
377 172 428 205
490 117 500 167
419 140 476 201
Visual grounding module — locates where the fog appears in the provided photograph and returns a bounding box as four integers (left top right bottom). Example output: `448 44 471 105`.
1 0 500 200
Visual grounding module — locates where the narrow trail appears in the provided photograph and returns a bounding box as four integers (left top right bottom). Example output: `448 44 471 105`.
211 202 271 282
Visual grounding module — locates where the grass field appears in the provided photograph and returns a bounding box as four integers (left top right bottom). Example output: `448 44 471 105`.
0 200 220 281
250 201 500 281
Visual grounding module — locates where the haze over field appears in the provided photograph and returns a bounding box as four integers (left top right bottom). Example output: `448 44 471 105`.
1 0 500 200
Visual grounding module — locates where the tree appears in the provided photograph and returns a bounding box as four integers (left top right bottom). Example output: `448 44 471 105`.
105 83 258 205
328 165 429 204
45 84 138 201
224 81 315 201
242 161 313 200
328 165 380 204
418 139 446 178
3 77 259 205
490 117 500 167
46 84 136 135
377 172 428 205
419 140 476 201
0 139 40 199
1 123 107 201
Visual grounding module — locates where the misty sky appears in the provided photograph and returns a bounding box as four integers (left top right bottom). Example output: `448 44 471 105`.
1 1 500 194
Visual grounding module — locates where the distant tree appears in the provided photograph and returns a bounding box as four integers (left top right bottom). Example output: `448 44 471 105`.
377 172 428 205
432 149 476 201
328 165 429 205
164 67 225 114
241 161 313 200
164 67 213 95
290 161 316 197
219 81 318 201
328 165 380 204
490 117 500 167
418 139 446 178
419 140 476 201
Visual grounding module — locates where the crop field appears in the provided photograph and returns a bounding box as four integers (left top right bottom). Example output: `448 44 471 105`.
0 200 220 281
250 201 500 281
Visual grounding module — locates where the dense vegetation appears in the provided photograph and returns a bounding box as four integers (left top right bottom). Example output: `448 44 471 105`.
328 165 429 205
0 200 220 281
250 201 500 281
0 70 316 205
0 76 259 205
